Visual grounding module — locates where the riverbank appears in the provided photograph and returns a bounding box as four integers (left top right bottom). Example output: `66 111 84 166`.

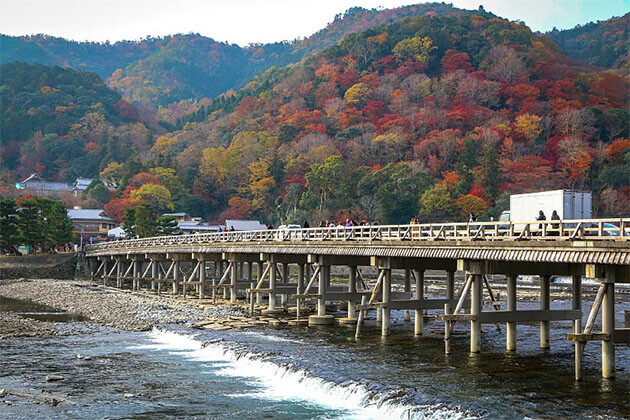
0 254 77 279
0 278 241 339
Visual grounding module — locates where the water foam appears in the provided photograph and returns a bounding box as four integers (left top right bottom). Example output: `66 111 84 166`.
145 328 474 420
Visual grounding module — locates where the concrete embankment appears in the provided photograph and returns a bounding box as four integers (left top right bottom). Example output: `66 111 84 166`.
0 254 77 279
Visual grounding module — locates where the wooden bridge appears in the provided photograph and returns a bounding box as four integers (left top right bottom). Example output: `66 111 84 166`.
85 218 630 380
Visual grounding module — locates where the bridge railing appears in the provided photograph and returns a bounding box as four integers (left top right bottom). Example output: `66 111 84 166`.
86 218 629 251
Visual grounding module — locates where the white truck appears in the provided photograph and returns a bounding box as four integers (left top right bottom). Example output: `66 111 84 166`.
500 190 592 222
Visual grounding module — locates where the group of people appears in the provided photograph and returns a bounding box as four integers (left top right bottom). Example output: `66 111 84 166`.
316 219 380 228
536 210 561 233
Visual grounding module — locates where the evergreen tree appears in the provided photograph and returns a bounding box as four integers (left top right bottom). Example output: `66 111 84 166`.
0 198 20 253
135 203 157 238
156 215 182 236
480 142 501 203
122 207 136 238
16 198 44 252
45 199 74 245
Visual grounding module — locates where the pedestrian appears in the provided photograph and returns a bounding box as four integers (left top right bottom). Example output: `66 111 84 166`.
551 210 560 236
536 210 546 234
303 220 310 228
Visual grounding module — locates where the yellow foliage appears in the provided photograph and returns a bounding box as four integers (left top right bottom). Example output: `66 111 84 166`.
393 36 436 63
455 194 488 219
152 135 177 154
130 184 174 211
100 162 123 185
344 83 371 106
514 113 542 142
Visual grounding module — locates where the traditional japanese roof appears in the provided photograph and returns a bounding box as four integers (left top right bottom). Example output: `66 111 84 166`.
67 209 116 222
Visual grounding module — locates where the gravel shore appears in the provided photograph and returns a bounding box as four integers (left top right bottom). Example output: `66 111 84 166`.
0 278 240 339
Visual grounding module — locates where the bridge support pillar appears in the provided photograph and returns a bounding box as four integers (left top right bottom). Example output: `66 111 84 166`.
151 259 158 292
506 274 517 351
230 260 238 303
281 263 289 309
173 261 180 294
347 266 357 320
461 260 484 354
446 270 454 301
116 258 123 288
572 274 582 380
256 262 264 304
199 261 206 299
382 265 392 337
268 256 277 311
403 268 411 322
415 269 425 336
133 259 141 291
602 272 615 379
221 261 229 300
102 259 109 286
309 257 333 326
540 275 551 349
296 263 305 321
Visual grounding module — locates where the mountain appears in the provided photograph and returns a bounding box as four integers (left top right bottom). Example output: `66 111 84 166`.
549 13 629 68
1 3 460 108
0 62 149 182
148 10 629 222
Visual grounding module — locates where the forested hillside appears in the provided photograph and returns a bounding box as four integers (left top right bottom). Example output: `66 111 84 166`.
0 63 149 182
97 12 630 224
549 13 629 69
1 3 459 108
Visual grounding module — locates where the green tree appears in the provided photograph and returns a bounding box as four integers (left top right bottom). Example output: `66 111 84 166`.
86 180 112 205
42 199 74 246
303 155 345 214
479 142 501 203
0 198 20 253
419 183 454 222
156 215 182 236
16 198 44 252
122 207 136 238
135 202 157 238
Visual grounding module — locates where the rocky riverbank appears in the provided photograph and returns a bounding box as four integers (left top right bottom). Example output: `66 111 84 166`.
0 278 241 339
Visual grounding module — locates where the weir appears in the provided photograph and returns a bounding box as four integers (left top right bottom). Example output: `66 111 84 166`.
85 218 630 380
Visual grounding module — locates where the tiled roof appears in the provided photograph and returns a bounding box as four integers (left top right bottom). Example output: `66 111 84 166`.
67 209 116 222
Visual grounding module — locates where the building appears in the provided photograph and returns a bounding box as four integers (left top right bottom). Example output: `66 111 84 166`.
67 208 118 242
72 177 96 196
16 173 72 196
108 226 126 239
16 174 112 199
178 220 221 234
225 219 267 231
162 212 191 222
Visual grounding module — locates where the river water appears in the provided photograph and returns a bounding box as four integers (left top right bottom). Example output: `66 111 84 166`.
0 298 628 419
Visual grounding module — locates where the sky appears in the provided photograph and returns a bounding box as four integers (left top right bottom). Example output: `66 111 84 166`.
1 0 628 46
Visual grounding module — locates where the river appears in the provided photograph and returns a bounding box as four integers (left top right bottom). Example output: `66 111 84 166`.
0 298 628 419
